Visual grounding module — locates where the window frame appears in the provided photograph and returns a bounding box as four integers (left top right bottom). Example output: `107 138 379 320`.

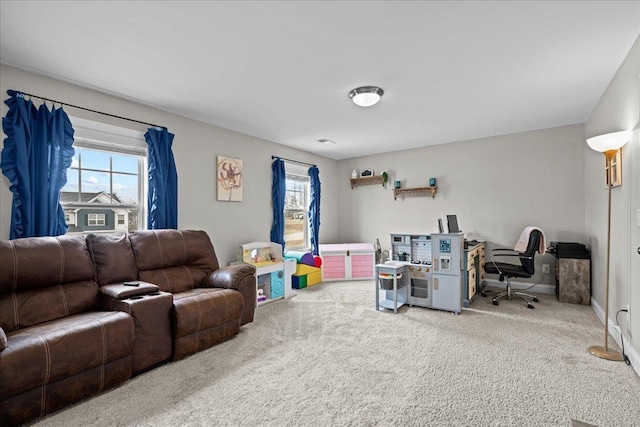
283 163 311 251
88 213 106 226
62 117 148 233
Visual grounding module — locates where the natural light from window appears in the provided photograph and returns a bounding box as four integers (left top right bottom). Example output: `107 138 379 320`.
284 173 310 250
61 117 147 234
64 148 140 204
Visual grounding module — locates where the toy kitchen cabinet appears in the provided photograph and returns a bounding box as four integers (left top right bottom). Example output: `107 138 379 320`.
319 243 375 281
429 233 465 314
376 262 409 313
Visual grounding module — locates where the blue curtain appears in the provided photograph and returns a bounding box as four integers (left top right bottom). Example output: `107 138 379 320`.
270 157 286 247
145 127 178 229
308 166 321 255
1 90 74 239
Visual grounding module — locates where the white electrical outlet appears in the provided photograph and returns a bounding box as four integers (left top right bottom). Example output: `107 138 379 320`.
542 264 550 273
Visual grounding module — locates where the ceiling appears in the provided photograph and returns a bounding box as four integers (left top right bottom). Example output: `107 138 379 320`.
1 1 639 160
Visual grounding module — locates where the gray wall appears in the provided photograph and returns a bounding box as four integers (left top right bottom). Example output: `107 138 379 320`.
0 65 339 267
337 124 588 288
584 35 639 363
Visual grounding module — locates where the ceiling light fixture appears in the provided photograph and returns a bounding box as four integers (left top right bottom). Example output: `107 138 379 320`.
317 139 336 145
348 86 384 107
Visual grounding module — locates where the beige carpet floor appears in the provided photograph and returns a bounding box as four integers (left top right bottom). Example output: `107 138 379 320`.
32 281 640 426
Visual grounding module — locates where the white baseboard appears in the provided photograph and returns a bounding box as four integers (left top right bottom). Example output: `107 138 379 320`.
484 278 555 295
590 297 640 378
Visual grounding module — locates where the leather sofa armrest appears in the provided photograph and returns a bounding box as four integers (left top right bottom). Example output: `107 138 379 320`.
0 326 6 352
204 264 257 325
204 264 256 290
100 282 159 299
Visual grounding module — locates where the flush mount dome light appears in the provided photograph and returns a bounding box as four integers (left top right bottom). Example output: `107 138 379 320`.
348 86 384 107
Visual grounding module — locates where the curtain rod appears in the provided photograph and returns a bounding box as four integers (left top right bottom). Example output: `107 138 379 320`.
10 90 165 129
272 156 316 168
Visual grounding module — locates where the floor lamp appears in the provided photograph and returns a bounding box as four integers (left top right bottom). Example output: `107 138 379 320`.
586 130 630 361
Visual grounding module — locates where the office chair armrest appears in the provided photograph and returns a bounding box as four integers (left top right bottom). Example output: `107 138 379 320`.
489 251 530 274
491 247 533 260
493 253 533 260
488 256 503 275
489 252 534 276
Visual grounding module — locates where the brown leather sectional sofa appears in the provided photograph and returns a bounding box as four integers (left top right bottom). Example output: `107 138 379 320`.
0 229 256 426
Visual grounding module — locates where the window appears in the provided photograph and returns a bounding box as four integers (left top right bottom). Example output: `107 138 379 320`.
88 213 106 226
284 164 311 250
61 117 147 234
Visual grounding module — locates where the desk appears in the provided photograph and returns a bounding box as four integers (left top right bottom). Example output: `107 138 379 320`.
463 242 485 308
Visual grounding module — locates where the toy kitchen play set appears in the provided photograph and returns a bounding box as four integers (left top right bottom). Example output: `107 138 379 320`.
236 242 296 306
376 232 465 314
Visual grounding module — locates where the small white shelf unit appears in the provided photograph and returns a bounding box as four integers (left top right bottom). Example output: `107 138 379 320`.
236 241 294 306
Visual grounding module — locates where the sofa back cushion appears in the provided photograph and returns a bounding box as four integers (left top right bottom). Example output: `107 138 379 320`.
0 235 99 331
86 233 138 285
129 230 219 293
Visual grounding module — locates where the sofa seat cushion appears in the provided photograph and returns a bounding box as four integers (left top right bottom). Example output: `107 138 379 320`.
0 311 135 400
171 288 243 360
173 288 244 338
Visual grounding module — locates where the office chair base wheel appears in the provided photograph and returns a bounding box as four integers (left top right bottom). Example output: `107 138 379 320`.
527 304 535 309
481 292 488 297
533 297 539 303
492 300 499 306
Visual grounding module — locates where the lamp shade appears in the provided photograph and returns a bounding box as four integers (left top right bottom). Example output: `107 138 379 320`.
348 86 384 107
586 130 631 152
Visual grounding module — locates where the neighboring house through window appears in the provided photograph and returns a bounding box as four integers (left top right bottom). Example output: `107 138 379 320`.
284 163 311 250
61 117 147 234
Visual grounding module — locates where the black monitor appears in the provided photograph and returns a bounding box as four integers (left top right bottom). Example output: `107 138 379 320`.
447 215 461 233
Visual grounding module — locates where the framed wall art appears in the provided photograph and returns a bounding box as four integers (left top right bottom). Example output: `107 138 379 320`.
217 156 243 201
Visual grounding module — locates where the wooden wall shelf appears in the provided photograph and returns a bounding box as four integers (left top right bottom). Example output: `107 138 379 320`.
350 175 385 189
393 186 437 200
